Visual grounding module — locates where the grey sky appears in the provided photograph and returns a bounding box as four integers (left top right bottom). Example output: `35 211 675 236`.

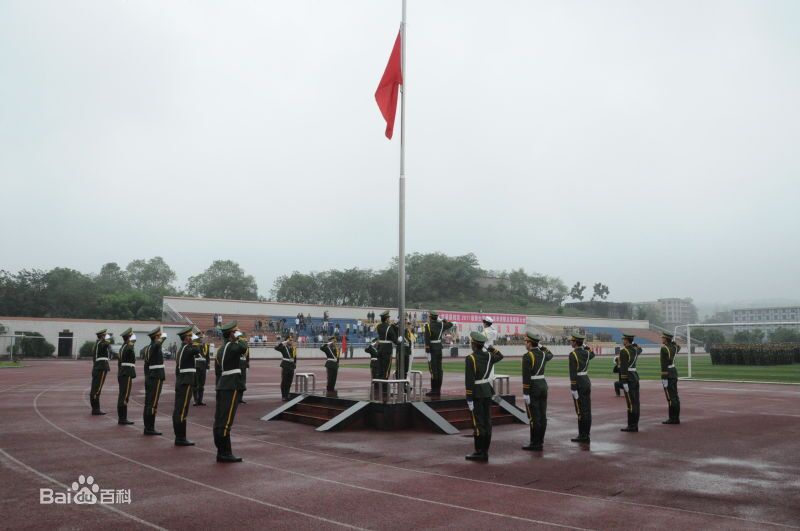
1 0 798 304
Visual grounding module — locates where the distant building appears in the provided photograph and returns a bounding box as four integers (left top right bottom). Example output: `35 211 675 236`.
636 298 698 329
732 306 800 333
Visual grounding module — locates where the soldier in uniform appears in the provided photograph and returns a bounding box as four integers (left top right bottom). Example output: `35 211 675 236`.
396 323 415 391
116 328 136 425
275 335 297 401
365 337 380 389
172 326 199 446
214 321 246 462
142 327 167 436
320 336 340 397
423 311 454 398
238 334 250 404
619 333 642 432
376 310 400 398
521 332 553 451
612 356 623 396
464 331 504 461
89 329 111 415
568 332 594 443
660 331 681 424
193 331 210 406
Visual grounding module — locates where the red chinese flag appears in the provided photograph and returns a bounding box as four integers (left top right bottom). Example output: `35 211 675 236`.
341 334 347 355
375 31 403 139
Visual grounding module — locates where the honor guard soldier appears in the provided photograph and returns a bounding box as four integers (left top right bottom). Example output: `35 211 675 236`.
423 311 454 398
275 335 297 401
214 322 246 463
116 328 136 425
521 332 553 451
396 323 415 390
568 332 594 443
238 334 250 404
365 338 380 387
142 327 167 436
172 326 199 446
320 336 340 397
89 329 111 415
193 331 210 406
660 331 681 424
619 334 642 432
464 331 504 461
612 356 623 396
376 310 400 397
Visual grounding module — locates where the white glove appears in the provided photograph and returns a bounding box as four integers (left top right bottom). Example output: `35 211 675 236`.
191 333 199 341
234 331 243 338
661 379 668 388
437 316 443 322
104 334 111 340
571 390 579 400
426 353 432 363
523 395 531 405
466 400 474 411
130 334 137 341
623 383 629 393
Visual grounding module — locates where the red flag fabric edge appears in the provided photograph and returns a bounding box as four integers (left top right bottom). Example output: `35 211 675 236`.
375 31 403 139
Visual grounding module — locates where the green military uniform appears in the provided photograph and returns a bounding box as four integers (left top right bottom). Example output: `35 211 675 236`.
375 311 399 397
193 335 210 406
521 333 553 451
464 331 504 461
142 327 166 435
568 333 595 443
396 329 415 392
275 338 297 401
116 328 136 425
365 339 380 383
238 335 250 404
423 311 454 397
172 326 199 446
619 334 642 432
320 339 340 396
660 332 681 424
89 329 111 415
214 321 246 463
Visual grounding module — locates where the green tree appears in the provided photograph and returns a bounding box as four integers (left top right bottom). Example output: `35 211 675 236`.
126 257 177 294
591 282 610 301
569 282 586 301
187 260 258 300
95 262 131 294
769 327 800 343
41 268 98 318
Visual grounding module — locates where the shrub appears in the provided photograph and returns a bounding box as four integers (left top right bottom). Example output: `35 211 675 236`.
9 332 56 358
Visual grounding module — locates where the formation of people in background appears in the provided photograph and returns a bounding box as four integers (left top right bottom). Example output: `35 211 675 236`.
86 314 682 464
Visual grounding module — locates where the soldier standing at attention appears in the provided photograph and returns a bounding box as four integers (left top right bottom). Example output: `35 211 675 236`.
116 328 136 425
89 329 111 416
619 333 642 432
365 337 380 388
320 336 340 397
142 327 167 436
238 333 250 404
376 310 400 398
214 321 246 463
423 311 453 398
568 332 594 443
275 335 297 401
521 332 553 451
396 323 415 386
193 331 210 406
464 331 503 462
172 326 199 446
660 331 681 425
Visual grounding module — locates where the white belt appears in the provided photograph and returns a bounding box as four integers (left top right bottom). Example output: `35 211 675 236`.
370 357 378 361
577 371 588 376
179 368 196 373
148 364 164 369
121 363 135 368
222 368 241 376
628 368 637 372
667 364 675 369
281 358 294 362
430 340 441 344
474 378 492 384
95 357 109 362
531 375 545 380
378 340 392 344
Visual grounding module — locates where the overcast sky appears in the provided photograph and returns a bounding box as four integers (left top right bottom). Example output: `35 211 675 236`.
1 0 798 305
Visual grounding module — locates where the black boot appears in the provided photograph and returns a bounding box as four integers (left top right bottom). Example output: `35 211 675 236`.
143 415 161 435
91 398 105 415
197 389 206 406
174 422 194 446
522 442 543 451
217 436 242 463
117 406 134 425
620 426 638 432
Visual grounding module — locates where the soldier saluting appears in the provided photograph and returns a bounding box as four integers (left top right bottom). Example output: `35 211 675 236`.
142 327 167 436
568 332 594 443
89 328 111 416
660 331 681 425
521 332 552 451
464 331 503 462
376 310 400 398
172 326 199 446
238 333 250 404
619 333 642 432
423 311 454 398
116 328 136 425
365 337 380 390
320 336 340 397
275 335 297 401
193 331 210 406
213 321 246 463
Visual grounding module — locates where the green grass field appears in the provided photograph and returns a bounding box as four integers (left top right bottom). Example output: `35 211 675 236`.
349 354 800 384
0 361 23 368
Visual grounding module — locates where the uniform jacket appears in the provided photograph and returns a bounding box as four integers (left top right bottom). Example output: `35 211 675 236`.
465 347 504 399
569 347 595 391
423 320 453 351
275 342 297 370
482 326 498 348
619 343 642 381
117 342 136 379
239 343 250 369
364 343 379 361
194 342 210 370
92 339 110 372
216 339 247 391
376 321 399 356
522 346 553 394
320 343 340 368
143 340 166 381
660 342 680 378
175 343 199 385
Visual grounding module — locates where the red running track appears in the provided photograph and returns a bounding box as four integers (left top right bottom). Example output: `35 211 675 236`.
1 359 799 530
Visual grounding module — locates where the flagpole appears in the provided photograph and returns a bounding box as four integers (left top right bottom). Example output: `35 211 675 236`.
397 0 407 397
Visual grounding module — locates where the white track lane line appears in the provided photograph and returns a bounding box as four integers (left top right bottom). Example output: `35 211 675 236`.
36 385 366 531
0 448 166 530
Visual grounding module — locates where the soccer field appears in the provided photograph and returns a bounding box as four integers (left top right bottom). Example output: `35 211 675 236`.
352 354 800 384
